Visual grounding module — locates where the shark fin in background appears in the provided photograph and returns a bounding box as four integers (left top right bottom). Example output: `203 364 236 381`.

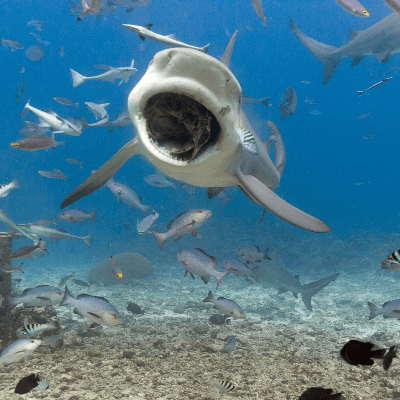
235 164 331 233
301 273 339 311
61 138 140 208
221 30 238 68
290 18 341 84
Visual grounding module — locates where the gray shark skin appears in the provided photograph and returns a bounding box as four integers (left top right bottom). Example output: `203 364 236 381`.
291 13 400 84
60 45 330 233
257 259 339 311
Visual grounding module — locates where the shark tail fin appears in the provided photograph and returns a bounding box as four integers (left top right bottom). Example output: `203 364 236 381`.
290 18 341 85
70 68 85 88
357 91 363 96
260 97 271 109
301 273 339 311
202 44 210 54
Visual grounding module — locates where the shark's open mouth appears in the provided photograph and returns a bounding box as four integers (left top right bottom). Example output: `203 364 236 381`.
143 93 220 162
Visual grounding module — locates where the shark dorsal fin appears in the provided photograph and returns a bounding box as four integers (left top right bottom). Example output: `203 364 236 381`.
349 29 361 41
166 34 176 40
143 24 153 30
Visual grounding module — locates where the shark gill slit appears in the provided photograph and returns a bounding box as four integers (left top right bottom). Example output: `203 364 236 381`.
143 93 221 162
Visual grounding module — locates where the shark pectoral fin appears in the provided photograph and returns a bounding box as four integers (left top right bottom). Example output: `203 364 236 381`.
207 187 225 199
301 273 339 311
235 168 331 233
351 56 363 67
60 138 140 209
374 50 394 65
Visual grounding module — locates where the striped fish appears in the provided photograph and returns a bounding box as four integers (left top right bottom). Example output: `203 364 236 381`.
382 249 400 270
233 125 259 154
207 378 239 397
16 317 58 337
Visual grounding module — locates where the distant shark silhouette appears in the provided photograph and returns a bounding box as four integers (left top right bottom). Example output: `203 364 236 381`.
291 13 400 84
61 38 330 233
257 259 339 311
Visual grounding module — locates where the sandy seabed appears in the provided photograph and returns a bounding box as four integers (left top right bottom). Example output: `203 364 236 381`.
0 268 400 400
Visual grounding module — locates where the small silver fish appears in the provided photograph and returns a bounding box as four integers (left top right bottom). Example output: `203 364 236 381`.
1 38 24 50
6 285 64 309
1 262 24 274
39 169 67 181
151 209 212 249
362 135 376 139
144 174 178 190
233 125 259 154
69 278 90 287
0 180 18 198
27 218 57 227
66 158 83 168
53 97 79 109
203 290 245 319
9 239 46 259
57 209 96 223
178 249 230 290
58 272 75 288
357 77 393 96
237 244 271 264
85 102 109 120
252 0 267 28
60 45 64 57
137 210 159 234
357 113 372 119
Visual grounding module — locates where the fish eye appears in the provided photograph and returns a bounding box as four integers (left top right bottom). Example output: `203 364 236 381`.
30 340 35 343
363 9 369 16
113 314 118 319
58 291 62 295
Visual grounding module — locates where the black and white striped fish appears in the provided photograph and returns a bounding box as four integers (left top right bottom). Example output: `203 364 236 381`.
16 317 58 337
233 125 259 154
381 249 400 270
207 378 239 397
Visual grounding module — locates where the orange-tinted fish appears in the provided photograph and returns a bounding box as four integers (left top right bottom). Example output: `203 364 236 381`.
110 256 123 278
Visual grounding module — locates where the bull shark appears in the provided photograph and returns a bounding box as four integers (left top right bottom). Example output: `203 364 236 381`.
291 13 400 84
60 43 330 233
257 259 339 311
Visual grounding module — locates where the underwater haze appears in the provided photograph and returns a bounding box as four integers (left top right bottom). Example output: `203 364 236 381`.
1 0 400 399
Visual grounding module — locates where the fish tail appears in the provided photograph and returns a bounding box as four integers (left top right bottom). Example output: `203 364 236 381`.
263 249 271 260
141 204 152 218
216 270 230 290
10 180 19 189
59 285 73 306
290 18 341 85
150 230 168 250
250 265 259 282
367 302 380 320
357 91 363 96
106 120 114 133
74 102 79 110
17 263 24 273
280 103 291 121
202 44 210 54
301 273 339 311
83 234 92 248
89 210 97 222
260 97 271 109
371 348 387 359
70 68 86 88
49 320 60 329
5 295 19 310
203 290 215 303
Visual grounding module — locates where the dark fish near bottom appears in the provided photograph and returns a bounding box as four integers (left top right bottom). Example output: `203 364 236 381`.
15 373 40 394
340 340 386 366
299 387 344 399
383 345 397 371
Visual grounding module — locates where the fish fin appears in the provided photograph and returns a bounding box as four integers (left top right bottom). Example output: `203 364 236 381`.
87 312 102 320
143 24 153 30
166 34 177 39
351 56 363 67
70 68 86 88
184 270 188 277
290 18 340 84
203 290 214 302
59 285 73 306
366 302 379 319
301 273 339 311
190 273 195 279
235 164 331 232
126 7 134 13
348 29 361 41
73 308 84 316
36 296 51 300
138 35 146 41
201 276 211 284
192 229 198 237
207 187 225 199
374 50 393 64
151 230 168 250
61 137 140 208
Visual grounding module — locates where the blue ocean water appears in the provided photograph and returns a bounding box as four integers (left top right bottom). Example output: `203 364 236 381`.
1 0 400 398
